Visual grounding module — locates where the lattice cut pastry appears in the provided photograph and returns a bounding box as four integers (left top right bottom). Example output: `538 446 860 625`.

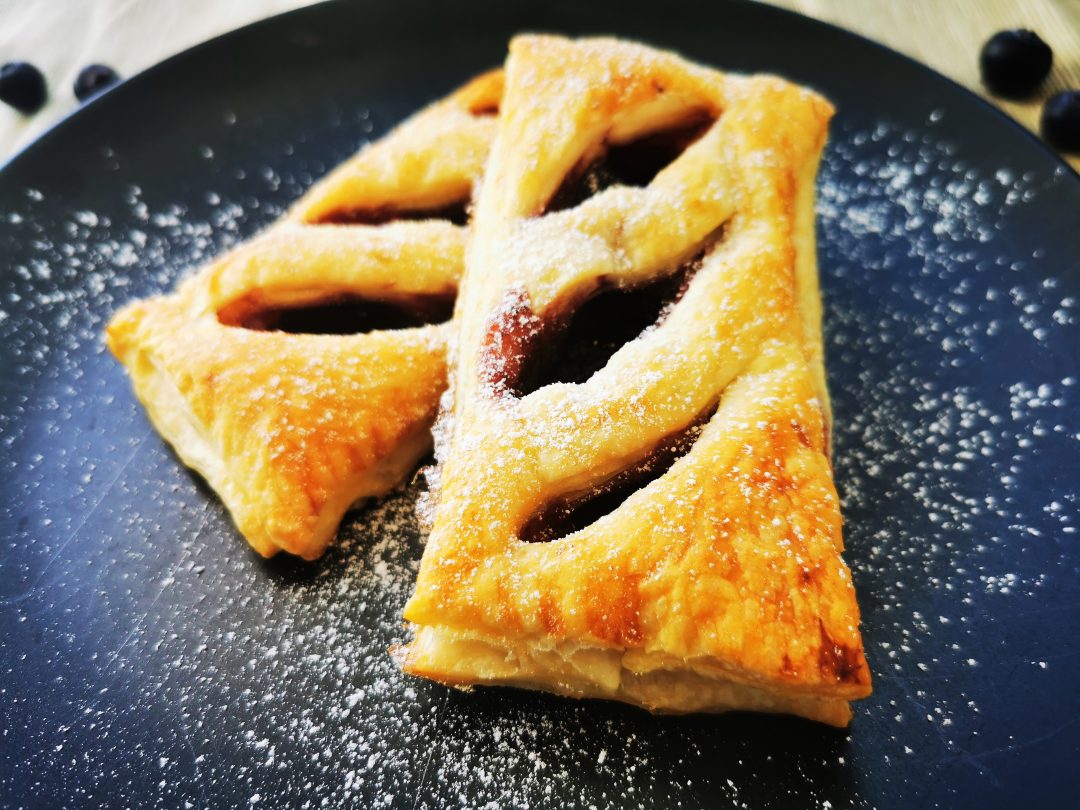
106 71 502 559
398 36 871 725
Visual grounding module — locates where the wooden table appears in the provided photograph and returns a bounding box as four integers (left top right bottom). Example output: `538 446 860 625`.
1 0 1077 170
770 0 1080 172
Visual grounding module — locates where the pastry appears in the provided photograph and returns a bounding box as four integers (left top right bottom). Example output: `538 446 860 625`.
398 36 871 725
106 70 502 559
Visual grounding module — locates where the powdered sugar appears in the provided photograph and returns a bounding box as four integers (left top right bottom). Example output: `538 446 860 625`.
1 94 1078 808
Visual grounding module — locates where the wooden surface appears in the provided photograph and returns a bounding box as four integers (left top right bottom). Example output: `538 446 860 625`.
0 0 320 160
0 0 1078 169
770 0 1080 171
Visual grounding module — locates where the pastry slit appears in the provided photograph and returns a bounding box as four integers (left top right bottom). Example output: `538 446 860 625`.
481 230 721 398
309 198 471 226
519 399 719 543
468 101 500 117
544 114 715 214
217 291 455 334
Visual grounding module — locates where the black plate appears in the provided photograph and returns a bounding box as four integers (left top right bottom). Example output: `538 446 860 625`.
2 1 1078 807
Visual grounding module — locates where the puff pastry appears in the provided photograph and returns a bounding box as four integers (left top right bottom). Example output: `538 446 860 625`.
398 36 871 725
106 71 502 559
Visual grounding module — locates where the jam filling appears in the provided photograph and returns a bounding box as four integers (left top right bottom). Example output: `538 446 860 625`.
481 233 719 399
544 114 714 214
218 292 454 334
311 199 470 227
516 267 694 396
468 101 499 117
478 288 546 397
520 402 718 543
479 273 684 399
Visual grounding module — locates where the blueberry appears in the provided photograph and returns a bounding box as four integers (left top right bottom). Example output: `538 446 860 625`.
74 64 120 102
1041 91 1080 153
0 61 48 114
979 30 1053 98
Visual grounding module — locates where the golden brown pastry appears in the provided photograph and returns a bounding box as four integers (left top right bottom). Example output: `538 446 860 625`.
106 71 502 560
398 36 871 725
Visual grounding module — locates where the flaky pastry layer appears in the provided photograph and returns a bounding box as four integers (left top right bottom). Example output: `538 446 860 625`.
401 625 852 727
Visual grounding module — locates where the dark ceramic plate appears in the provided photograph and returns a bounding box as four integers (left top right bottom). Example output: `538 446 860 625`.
2 1 1078 807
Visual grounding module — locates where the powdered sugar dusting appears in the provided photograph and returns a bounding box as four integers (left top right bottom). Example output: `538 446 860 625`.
815 116 1078 793
1 91 1078 808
